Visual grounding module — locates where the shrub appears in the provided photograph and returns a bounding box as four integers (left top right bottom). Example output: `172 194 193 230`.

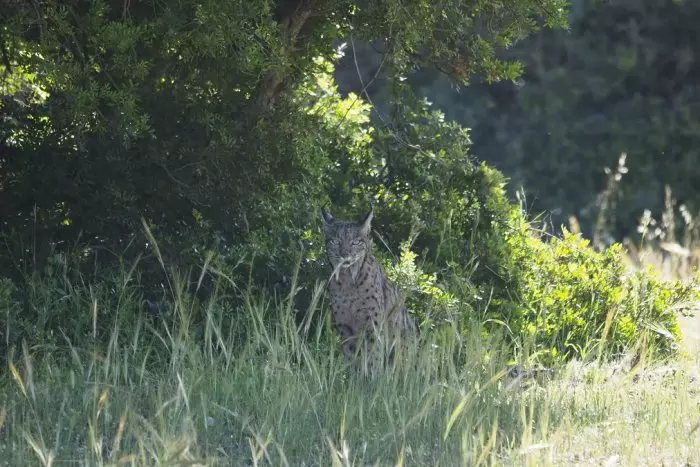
1 39 696 367
491 225 697 363
378 212 699 365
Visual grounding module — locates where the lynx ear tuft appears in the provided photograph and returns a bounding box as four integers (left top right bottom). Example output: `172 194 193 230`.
320 207 335 231
360 209 373 234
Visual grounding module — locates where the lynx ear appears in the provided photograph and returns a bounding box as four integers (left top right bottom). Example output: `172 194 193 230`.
320 208 335 232
360 209 373 235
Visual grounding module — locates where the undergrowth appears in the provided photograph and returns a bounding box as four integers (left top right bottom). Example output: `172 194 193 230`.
0 250 698 465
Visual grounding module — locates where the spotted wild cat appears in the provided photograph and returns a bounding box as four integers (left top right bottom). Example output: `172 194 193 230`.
320 208 417 365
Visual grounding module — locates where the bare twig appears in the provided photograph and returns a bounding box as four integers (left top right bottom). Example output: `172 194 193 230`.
332 39 391 131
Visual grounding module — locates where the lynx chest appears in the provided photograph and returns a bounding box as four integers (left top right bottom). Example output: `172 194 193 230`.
328 258 385 330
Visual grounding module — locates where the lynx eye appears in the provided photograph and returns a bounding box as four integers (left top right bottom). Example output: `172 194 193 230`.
351 239 365 246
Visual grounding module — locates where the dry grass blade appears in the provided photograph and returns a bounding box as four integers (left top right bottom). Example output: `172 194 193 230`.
22 431 54 467
8 360 28 400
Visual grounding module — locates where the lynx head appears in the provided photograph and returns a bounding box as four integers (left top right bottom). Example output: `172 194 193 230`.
320 208 373 282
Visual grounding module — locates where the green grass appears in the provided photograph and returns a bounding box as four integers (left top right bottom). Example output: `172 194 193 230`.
1 272 698 467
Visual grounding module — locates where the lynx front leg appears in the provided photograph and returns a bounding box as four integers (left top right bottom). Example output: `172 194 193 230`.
335 323 358 360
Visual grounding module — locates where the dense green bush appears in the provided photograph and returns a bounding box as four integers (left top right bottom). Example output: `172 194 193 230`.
382 210 698 365
1 0 696 367
505 228 696 362
3 57 698 367
0 0 565 273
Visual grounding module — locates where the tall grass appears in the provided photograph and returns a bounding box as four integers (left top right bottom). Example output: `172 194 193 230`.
1 251 698 466
583 155 700 358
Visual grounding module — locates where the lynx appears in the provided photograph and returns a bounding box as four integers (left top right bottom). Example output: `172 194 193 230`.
320 208 417 368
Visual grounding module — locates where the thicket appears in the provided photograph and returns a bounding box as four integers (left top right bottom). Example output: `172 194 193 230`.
1 0 696 367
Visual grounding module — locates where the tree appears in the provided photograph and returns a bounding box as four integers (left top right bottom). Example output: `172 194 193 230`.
0 0 566 281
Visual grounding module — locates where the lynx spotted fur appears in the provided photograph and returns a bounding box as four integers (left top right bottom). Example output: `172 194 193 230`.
320 208 417 364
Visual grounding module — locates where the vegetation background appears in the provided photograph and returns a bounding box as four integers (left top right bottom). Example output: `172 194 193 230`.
1 0 699 465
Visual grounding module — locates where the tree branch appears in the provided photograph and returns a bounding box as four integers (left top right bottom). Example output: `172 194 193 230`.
253 0 319 113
